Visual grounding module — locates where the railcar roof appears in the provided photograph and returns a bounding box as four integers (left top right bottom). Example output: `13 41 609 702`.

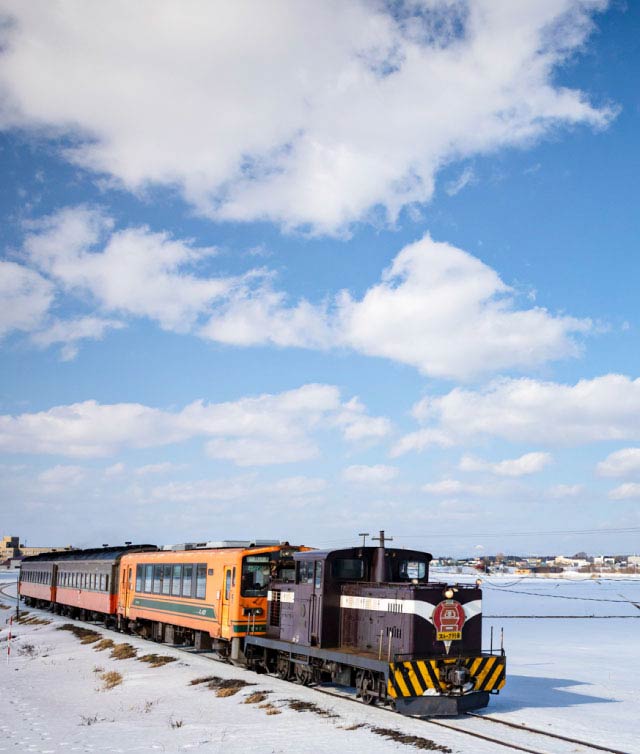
20 545 157 563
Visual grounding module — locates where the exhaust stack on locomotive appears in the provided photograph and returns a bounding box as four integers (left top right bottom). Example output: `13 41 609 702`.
245 531 506 716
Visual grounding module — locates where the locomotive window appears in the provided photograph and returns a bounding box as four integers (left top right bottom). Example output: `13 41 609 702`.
135 565 143 592
171 565 182 596
297 560 314 584
241 554 271 597
182 564 193 598
332 558 365 580
162 565 172 595
196 564 207 599
144 564 153 592
399 560 426 580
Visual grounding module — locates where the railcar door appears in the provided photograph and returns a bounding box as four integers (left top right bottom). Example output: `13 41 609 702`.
221 566 232 636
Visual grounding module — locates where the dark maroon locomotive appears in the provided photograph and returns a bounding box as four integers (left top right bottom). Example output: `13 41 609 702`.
244 536 505 715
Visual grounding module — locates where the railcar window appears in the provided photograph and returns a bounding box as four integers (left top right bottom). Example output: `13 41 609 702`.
162 565 172 595
135 565 143 592
332 558 365 580
153 564 162 593
241 554 271 596
225 569 231 600
144 564 153 592
196 564 207 599
182 564 193 598
171 565 182 596
399 560 427 580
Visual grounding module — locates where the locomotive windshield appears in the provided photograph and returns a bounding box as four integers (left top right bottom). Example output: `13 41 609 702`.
399 559 427 580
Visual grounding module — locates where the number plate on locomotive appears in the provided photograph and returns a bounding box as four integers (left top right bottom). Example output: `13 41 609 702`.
436 630 461 641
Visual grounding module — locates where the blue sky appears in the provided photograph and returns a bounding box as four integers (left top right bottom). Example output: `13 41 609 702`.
1 0 639 556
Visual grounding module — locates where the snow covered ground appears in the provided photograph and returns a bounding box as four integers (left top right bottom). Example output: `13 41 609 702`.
1 571 638 754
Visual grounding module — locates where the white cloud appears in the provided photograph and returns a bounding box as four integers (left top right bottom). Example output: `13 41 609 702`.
0 383 388 464
548 484 584 498
135 462 186 476
0 1 614 234
104 462 125 477
23 206 232 332
342 464 399 484
38 464 86 489
31 315 125 360
0 261 53 337
608 483 640 501
150 475 326 504
421 479 488 496
445 166 476 196
393 374 640 455
204 235 591 379
459 451 552 476
596 448 640 478
8 214 593 378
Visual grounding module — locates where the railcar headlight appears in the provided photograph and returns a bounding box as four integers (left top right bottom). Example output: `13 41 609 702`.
444 588 454 599
475 578 482 587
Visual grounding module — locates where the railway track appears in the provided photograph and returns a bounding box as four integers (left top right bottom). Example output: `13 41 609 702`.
11 598 633 754
311 684 632 754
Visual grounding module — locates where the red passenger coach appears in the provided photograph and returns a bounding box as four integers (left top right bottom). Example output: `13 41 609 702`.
19 545 156 622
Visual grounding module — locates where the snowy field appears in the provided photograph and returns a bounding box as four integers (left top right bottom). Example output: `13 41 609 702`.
1 571 639 754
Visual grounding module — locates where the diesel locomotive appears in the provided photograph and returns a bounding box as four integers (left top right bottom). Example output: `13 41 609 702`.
18 534 506 716
244 536 505 715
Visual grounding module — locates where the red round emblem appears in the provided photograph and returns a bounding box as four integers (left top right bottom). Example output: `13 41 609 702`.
433 600 465 633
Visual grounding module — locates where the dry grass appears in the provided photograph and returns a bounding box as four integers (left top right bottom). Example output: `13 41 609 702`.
370 728 452 752
189 675 221 686
138 653 177 668
189 675 254 697
244 691 268 704
110 643 137 660
100 671 123 690
57 623 101 643
262 704 282 715
94 638 115 652
0 603 10 610
17 616 51 626
285 699 339 718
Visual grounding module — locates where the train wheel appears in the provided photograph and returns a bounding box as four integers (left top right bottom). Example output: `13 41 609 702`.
356 670 377 705
294 665 312 686
276 656 291 680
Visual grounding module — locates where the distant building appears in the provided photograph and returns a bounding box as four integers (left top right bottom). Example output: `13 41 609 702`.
0 535 73 565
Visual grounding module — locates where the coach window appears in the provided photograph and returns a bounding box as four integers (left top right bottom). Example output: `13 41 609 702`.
162 565 172 595
182 564 193 597
135 565 143 592
144 564 153 592
105 574 110 592
314 561 323 589
196 564 206 599
153 564 162 593
171 565 182 596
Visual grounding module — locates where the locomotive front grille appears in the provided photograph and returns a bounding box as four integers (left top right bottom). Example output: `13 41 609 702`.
388 655 506 699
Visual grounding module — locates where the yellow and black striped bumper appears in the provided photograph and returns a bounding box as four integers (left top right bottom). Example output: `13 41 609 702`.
387 654 506 699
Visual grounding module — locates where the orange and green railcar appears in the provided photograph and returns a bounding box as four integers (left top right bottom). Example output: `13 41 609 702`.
117 543 304 658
